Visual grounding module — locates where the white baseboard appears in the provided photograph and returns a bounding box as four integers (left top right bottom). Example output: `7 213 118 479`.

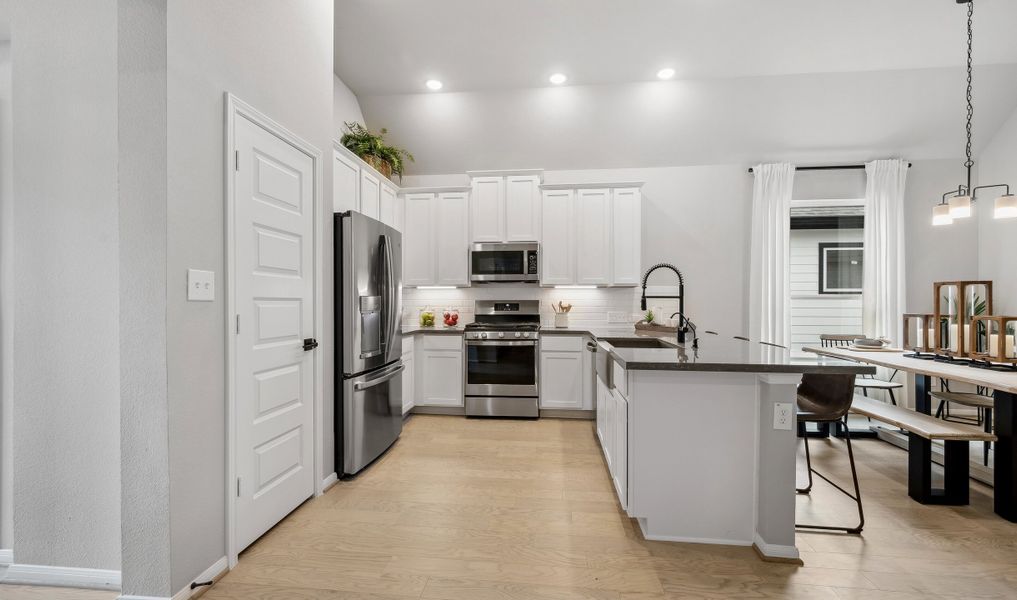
3 563 121 590
118 555 228 600
0 549 12 565
321 472 338 492
637 518 752 547
752 533 801 561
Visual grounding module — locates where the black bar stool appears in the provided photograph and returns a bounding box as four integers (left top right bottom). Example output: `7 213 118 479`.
796 372 865 534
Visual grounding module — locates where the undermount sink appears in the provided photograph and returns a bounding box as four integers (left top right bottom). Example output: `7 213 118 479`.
602 337 676 349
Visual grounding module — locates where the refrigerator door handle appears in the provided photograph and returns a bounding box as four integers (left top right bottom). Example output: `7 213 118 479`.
380 233 397 355
353 363 405 391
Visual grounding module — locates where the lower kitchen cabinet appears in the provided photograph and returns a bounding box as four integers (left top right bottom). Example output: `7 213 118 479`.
401 336 414 415
539 335 595 410
611 386 628 508
416 335 464 407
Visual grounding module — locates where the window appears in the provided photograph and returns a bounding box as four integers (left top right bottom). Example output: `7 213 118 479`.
819 242 863 294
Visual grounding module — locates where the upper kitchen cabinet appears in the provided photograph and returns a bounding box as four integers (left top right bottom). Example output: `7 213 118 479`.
539 183 643 287
468 170 543 243
399 187 472 287
331 142 402 229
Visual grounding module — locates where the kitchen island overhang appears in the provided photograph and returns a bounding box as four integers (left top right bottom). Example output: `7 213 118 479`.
603 337 874 564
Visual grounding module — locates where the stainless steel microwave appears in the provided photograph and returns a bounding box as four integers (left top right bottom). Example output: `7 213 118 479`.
469 243 539 283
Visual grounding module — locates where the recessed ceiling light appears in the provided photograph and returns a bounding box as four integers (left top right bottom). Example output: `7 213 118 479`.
425 79 443 91
656 68 675 80
548 73 567 85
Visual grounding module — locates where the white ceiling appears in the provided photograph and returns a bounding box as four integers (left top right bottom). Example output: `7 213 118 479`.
335 0 1017 95
334 0 1017 174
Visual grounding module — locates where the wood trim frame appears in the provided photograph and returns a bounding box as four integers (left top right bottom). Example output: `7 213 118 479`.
817 242 863 295
224 93 325 568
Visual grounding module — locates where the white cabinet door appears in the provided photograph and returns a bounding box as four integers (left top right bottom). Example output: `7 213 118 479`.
540 189 574 285
435 192 470 286
419 350 463 406
380 183 398 229
612 389 628 508
582 337 595 410
575 189 612 285
602 380 614 470
611 188 641 286
470 176 504 242
401 352 415 415
359 170 381 220
504 175 541 242
403 193 435 286
595 374 607 445
539 351 583 409
332 150 360 213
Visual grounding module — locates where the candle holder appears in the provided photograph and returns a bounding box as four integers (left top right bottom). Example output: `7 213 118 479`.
932 280 992 357
968 315 1017 364
902 313 934 354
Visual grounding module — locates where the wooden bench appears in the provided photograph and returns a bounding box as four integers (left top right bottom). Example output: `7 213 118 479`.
850 395 996 505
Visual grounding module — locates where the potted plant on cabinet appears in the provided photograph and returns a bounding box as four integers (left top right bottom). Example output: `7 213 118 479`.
339 121 414 181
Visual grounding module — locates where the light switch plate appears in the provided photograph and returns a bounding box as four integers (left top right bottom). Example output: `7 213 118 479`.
773 402 793 430
187 269 215 302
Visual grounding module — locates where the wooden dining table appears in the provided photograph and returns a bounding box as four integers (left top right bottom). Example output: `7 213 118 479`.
804 345 1017 522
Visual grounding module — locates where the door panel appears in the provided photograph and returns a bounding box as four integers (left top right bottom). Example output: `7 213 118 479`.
360 170 381 219
540 190 574 285
505 175 540 242
576 189 612 285
470 177 504 242
332 149 360 213
234 114 315 552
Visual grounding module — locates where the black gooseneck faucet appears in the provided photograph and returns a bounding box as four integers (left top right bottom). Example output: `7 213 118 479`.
640 263 695 346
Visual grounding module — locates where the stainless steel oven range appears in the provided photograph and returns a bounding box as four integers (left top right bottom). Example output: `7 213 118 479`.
463 300 540 417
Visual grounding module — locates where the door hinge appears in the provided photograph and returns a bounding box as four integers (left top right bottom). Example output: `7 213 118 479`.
235 149 240 171
236 314 240 334
236 477 241 497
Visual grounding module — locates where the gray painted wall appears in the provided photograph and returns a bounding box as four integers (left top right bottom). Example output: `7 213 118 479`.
978 106 1017 314
166 0 335 591
0 40 13 552
10 0 122 570
119 0 171 596
334 74 365 130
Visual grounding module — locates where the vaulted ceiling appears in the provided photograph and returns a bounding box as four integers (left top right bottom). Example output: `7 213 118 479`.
335 0 1017 174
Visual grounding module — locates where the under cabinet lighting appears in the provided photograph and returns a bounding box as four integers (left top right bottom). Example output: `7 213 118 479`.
416 285 456 290
549 73 567 85
656 68 676 80
554 285 596 289
995 194 1017 219
949 195 972 218
425 79 443 91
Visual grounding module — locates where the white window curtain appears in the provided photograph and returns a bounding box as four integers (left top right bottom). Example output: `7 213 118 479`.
748 163 795 348
863 159 908 345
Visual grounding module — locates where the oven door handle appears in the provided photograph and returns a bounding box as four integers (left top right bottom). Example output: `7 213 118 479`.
465 340 538 347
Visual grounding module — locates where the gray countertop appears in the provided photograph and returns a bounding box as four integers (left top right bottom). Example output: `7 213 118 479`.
401 325 465 335
608 335 876 374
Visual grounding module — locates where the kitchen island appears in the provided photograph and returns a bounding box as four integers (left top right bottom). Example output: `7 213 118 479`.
595 335 873 563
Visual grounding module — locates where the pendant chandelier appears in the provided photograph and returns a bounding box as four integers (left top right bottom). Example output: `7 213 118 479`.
933 0 1014 226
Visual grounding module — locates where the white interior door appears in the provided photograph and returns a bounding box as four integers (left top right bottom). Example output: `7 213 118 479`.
233 114 315 552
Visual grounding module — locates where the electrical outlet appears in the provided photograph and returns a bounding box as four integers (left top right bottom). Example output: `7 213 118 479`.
187 269 215 301
607 311 629 323
773 402 793 430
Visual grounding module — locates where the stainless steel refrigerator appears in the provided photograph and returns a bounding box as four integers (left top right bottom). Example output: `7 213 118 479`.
335 211 403 477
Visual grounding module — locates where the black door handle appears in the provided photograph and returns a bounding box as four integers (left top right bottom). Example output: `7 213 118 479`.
303 338 319 351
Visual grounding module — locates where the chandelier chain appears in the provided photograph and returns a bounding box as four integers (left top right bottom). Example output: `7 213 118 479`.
964 0 974 171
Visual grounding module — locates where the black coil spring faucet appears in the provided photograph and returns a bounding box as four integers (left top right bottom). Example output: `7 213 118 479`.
640 263 694 345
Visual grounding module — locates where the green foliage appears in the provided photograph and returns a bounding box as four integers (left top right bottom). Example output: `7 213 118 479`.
340 122 415 180
644 310 654 323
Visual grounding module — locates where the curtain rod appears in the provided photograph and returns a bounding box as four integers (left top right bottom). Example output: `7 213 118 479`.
747 163 912 174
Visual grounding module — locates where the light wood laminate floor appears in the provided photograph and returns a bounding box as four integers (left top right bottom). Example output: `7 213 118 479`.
4 414 1017 599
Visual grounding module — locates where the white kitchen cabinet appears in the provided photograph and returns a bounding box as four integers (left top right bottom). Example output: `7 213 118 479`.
575 188 612 285
611 188 641 286
401 336 415 415
582 337 595 410
611 387 628 508
434 192 470 286
359 169 381 220
380 183 398 229
332 148 360 213
470 176 504 242
417 335 463 407
539 334 592 410
504 175 541 242
540 189 574 285
595 375 608 444
540 352 584 409
402 193 435 286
